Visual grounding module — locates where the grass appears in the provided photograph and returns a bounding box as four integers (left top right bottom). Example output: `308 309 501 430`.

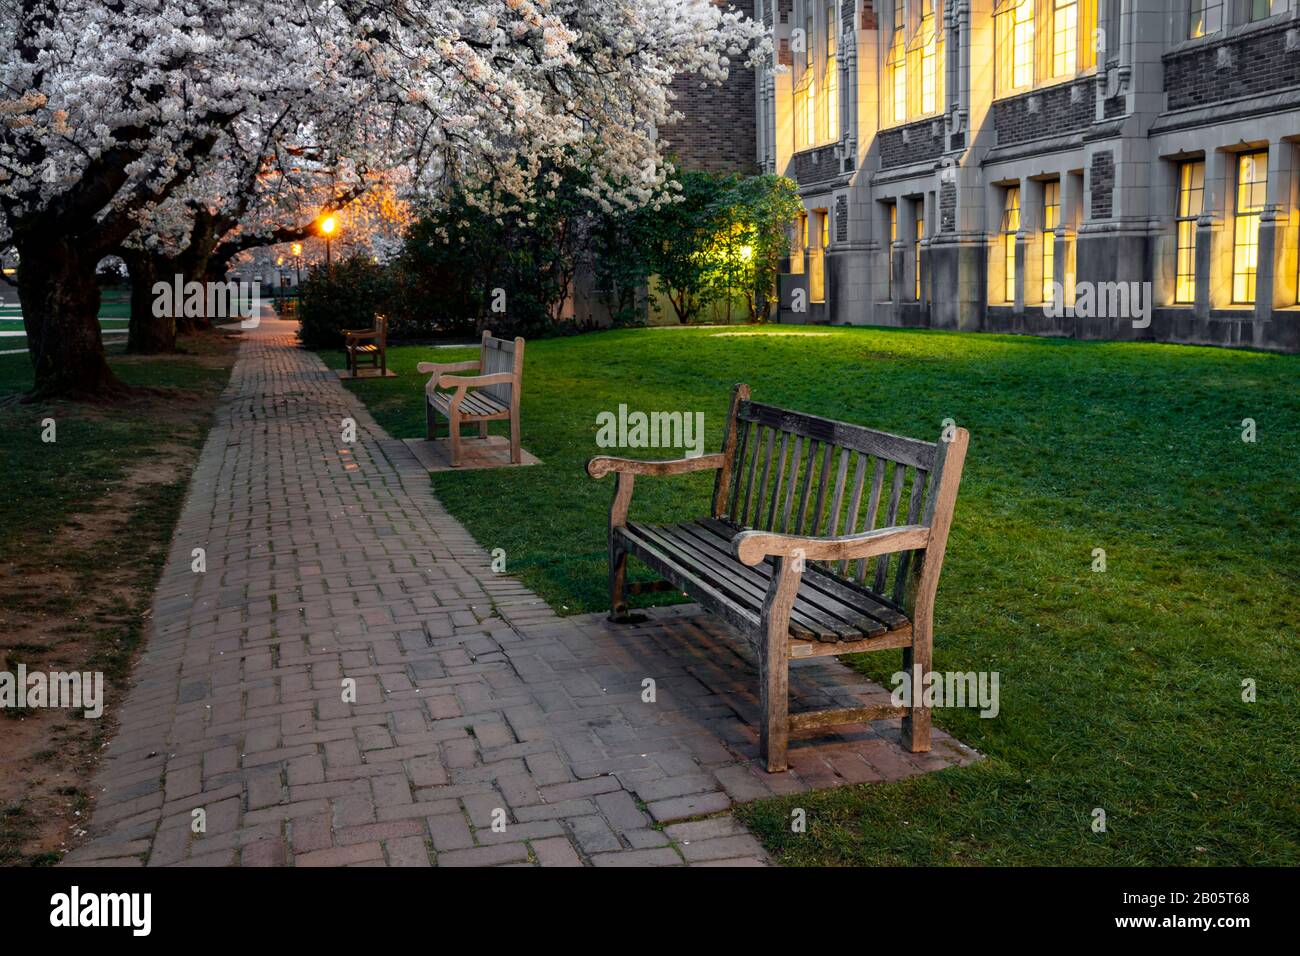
0 291 131 351
322 325 1299 866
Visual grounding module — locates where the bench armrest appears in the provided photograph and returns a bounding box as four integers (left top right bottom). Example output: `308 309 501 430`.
587 453 725 479
343 328 379 341
732 524 931 567
417 360 479 390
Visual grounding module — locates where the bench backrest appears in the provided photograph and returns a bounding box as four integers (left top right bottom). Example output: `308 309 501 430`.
479 330 524 407
712 384 956 607
376 314 388 348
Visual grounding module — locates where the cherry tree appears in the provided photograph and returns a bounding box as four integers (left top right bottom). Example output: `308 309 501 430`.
1 0 767 399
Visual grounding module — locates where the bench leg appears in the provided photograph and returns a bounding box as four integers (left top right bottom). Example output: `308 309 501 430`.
509 403 521 464
425 398 437 441
758 556 799 772
901 627 932 753
608 541 629 621
448 411 462 467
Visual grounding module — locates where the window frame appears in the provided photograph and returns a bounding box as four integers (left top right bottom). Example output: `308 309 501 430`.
1174 160 1204 305
1002 185 1021 304
1042 180 1060 304
1231 151 1267 305
914 204 925 300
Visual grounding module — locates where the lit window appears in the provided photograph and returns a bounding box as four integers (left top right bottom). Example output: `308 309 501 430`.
888 12 906 124
1232 152 1267 305
1188 1 1222 38
1175 160 1204 305
810 210 827 303
806 16 817 147
1042 181 1060 304
1080 0 1098 70
791 214 806 275
914 206 925 301
826 6 838 140
917 5 941 116
793 79 808 150
1013 0 1034 89
888 203 897 300
996 0 1035 94
1052 0 1078 77
1003 186 1021 303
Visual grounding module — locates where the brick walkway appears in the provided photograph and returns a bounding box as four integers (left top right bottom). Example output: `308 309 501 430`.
68 316 975 867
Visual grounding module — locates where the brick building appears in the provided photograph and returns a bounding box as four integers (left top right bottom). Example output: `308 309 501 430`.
662 0 760 174
760 0 1300 351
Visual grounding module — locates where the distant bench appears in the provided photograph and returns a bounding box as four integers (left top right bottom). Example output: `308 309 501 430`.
588 384 970 772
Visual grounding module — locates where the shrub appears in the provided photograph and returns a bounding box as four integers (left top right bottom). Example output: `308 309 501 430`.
296 256 393 349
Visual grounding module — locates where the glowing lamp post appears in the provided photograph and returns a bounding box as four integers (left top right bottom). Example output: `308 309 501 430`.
291 242 303 288
319 214 338 269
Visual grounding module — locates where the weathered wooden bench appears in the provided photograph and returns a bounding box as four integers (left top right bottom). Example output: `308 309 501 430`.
587 384 969 772
343 314 388 378
418 330 525 467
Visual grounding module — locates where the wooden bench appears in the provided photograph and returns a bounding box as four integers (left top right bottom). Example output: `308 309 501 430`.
418 330 525 467
587 384 969 772
343 314 388 378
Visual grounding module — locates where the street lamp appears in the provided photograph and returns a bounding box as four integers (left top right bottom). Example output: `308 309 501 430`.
319 214 338 269
291 242 303 288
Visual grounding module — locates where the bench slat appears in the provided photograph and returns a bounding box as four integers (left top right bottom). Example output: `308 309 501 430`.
738 401 937 470
893 467 931 603
780 435 802 533
856 457 887 584
765 431 790 531
793 439 819 534
874 463 909 593
837 452 868 576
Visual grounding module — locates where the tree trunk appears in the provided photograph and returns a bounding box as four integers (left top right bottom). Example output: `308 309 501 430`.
123 251 177 354
17 238 128 401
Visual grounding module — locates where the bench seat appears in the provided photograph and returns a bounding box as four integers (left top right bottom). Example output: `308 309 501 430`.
618 517 912 653
428 388 509 419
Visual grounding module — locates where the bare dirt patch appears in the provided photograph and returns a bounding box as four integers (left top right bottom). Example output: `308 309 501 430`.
0 331 238 865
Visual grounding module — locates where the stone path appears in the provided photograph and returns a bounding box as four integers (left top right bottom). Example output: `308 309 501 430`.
68 316 975 867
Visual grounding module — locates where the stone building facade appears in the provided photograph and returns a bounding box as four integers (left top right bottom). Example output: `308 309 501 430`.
761 0 1300 351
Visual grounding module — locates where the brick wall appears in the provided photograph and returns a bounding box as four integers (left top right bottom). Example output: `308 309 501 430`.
861 0 878 30
879 118 945 168
795 146 841 185
1165 21 1300 111
993 78 1095 146
1090 151 1114 219
662 0 758 175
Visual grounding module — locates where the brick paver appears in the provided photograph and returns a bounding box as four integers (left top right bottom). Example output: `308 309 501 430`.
68 315 977 867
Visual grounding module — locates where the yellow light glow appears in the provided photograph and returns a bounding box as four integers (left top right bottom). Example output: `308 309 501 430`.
739 245 754 262
291 243 303 256
320 215 337 236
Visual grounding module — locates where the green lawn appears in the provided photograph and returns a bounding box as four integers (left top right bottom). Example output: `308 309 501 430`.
0 294 131 351
321 326 1299 866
